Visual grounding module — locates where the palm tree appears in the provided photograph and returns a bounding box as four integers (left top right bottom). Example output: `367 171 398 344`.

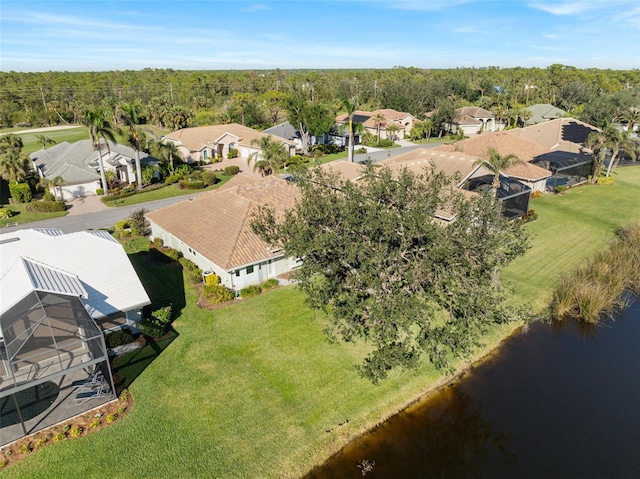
341 96 359 163
116 104 143 189
475 147 524 196
154 141 183 174
35 134 56 150
622 107 640 134
585 131 607 182
248 135 288 177
371 112 386 146
386 124 400 142
0 149 31 184
603 126 635 177
82 108 120 196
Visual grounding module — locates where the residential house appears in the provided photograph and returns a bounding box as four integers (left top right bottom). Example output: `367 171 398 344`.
30 141 158 200
0 228 150 445
162 123 296 165
146 175 301 292
454 106 505 135
335 109 417 142
433 131 552 192
525 104 567 126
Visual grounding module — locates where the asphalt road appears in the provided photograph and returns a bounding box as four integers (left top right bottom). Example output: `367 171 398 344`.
2 143 441 234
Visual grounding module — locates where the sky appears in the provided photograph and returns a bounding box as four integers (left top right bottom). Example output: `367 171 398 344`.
1 0 639 72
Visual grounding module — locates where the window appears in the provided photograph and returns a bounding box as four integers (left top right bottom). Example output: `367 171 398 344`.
246 265 254 274
188 247 196 256
235 270 240 277
203 150 209 161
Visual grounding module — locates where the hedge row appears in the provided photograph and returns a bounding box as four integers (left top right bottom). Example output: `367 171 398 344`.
27 200 65 212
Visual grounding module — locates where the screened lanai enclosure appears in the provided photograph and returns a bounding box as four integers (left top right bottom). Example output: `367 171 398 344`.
0 291 115 446
465 174 531 220
531 151 593 192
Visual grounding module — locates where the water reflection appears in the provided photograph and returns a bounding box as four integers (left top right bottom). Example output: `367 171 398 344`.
309 295 640 478
308 386 515 478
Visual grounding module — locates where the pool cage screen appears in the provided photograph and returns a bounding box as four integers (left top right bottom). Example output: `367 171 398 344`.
532 151 593 192
465 174 531 220
0 291 115 446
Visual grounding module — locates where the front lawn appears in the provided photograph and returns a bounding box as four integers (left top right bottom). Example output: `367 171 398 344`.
0 202 67 227
3 166 639 478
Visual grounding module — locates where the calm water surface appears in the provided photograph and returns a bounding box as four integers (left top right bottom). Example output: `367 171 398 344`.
308 295 640 478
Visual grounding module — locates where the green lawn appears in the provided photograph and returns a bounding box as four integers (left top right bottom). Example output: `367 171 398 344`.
104 175 234 207
16 127 90 155
0 201 67 227
503 166 640 311
3 166 639 479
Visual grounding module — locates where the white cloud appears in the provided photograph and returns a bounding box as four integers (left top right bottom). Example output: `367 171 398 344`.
242 4 270 12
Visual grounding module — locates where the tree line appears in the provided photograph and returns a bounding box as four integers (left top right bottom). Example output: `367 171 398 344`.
2 65 639 133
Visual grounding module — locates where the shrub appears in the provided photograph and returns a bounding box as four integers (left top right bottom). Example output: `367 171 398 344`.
104 328 134 348
355 147 367 154
106 414 117 423
205 273 220 285
149 247 180 263
19 443 31 454
33 438 46 449
0 206 13 219
530 190 543 199
152 237 164 248
96 188 104 195
178 179 205 189
119 389 129 402
100 190 137 204
118 406 126 415
69 426 82 438
27 200 65 212
164 174 182 185
597 176 615 185
53 432 66 442
151 305 172 325
203 284 234 304
201 170 218 186
521 209 538 223
261 278 279 290
129 207 150 236
90 420 101 428
377 138 394 147
555 185 566 194
228 148 239 159
115 219 131 233
9 183 32 203
241 285 262 298
43 190 55 201
223 165 240 176
187 268 203 284
138 318 165 338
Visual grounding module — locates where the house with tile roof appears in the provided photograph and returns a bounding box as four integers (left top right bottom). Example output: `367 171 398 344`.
30 141 158 200
146 175 301 291
335 109 417 141
525 104 567 126
454 106 505 135
162 123 296 166
433 131 553 192
0 228 150 445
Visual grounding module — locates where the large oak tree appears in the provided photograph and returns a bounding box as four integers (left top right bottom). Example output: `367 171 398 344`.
252 165 531 381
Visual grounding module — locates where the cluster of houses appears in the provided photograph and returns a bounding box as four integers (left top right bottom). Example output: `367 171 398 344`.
3 102 604 445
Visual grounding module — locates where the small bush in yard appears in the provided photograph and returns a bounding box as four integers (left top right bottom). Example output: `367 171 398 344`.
202 171 218 185
105 328 134 348
224 165 240 176
27 200 65 212
597 176 615 185
19 443 31 454
203 284 234 304
261 278 279 290
53 432 66 442
151 306 172 325
138 319 165 338
43 190 55 201
90 420 101 428
205 273 220 285
106 414 117 423
178 179 205 190
241 285 262 298
69 426 82 438
9 183 32 203
0 206 13 219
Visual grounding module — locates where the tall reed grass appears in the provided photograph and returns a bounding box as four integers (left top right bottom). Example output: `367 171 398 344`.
550 223 640 323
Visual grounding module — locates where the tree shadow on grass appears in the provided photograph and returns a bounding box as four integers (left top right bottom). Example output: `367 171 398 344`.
111 328 179 394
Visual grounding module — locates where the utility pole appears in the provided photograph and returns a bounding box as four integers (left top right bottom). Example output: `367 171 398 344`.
40 86 47 109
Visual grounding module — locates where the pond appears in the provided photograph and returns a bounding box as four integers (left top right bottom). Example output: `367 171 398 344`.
308 294 640 478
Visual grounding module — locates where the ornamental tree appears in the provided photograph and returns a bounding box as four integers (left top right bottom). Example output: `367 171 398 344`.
252 165 531 381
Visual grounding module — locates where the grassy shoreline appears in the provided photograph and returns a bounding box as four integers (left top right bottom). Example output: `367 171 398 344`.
2 166 639 478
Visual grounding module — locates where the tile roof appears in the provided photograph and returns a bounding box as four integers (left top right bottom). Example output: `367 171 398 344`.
525 104 567 125
30 140 157 184
262 121 299 141
336 109 414 129
147 176 301 271
319 160 367 181
507 117 600 153
432 131 552 181
164 123 295 151
456 106 495 119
